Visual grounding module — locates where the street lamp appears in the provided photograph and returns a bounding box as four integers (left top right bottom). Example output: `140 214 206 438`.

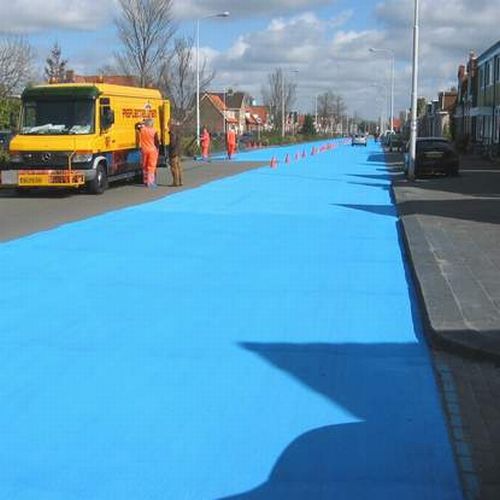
196 11 230 147
371 82 388 134
281 69 299 138
408 0 420 181
369 47 395 133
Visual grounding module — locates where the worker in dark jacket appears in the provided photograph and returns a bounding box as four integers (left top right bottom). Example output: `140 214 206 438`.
169 124 182 187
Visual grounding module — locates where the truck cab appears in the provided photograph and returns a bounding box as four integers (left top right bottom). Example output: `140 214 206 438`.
2 83 170 194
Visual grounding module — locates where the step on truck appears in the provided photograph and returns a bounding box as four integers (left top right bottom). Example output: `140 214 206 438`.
1 83 170 194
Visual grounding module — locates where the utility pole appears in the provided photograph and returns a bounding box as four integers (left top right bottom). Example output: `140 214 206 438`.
408 0 420 180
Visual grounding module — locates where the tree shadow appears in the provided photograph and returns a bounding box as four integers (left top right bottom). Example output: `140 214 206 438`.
348 173 394 182
348 181 391 190
221 342 461 500
336 203 397 217
367 153 387 163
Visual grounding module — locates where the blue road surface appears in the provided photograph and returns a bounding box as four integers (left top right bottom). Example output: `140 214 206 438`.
0 140 463 499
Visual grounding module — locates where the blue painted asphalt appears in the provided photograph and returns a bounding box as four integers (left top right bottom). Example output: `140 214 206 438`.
0 140 462 499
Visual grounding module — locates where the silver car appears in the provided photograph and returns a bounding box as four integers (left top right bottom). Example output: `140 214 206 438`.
351 134 367 147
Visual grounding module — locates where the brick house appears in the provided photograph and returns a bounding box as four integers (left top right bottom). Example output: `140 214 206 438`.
454 51 479 147
475 40 500 145
210 91 250 134
245 105 270 134
420 90 457 137
196 93 232 134
454 41 500 148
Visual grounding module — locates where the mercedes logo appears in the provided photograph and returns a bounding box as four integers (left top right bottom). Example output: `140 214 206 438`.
42 153 52 162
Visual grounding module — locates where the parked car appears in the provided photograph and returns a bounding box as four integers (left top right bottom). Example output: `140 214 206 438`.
387 133 404 152
351 134 367 147
381 130 393 146
404 137 459 177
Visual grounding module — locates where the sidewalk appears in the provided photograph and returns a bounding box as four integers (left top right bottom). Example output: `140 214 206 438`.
392 154 500 359
391 153 500 500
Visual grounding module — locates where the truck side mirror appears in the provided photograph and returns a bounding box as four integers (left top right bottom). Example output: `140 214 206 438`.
100 107 115 130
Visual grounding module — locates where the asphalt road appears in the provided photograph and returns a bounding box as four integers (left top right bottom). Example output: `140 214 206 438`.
0 158 265 242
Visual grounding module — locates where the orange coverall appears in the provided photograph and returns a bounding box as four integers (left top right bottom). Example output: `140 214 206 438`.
200 129 211 160
140 126 159 186
226 129 237 159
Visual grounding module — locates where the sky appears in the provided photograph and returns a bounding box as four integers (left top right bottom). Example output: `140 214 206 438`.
0 0 499 120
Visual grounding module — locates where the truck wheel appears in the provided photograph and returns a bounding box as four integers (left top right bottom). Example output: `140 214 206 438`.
87 163 108 194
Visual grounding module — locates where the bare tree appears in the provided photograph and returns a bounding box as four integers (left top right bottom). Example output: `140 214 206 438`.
114 0 176 86
0 37 34 98
44 42 68 83
262 68 296 132
334 94 347 124
317 91 346 133
317 91 336 132
158 35 214 123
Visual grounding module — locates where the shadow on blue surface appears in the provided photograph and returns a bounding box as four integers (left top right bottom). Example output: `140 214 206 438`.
221 342 460 500
348 181 391 190
367 153 388 163
337 203 397 217
349 173 393 182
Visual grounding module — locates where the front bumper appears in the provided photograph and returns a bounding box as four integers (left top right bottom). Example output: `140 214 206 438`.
416 159 458 175
0 169 95 188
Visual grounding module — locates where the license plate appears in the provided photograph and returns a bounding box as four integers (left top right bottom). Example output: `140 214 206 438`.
18 171 85 187
18 174 50 185
424 151 444 159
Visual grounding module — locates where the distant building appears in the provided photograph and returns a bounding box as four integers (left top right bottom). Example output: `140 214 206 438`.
246 105 270 133
195 92 238 134
475 40 500 145
420 90 457 138
454 41 500 148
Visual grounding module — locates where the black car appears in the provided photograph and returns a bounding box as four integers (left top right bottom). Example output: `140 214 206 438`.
404 137 459 177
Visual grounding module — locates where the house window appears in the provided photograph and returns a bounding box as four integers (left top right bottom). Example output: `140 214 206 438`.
496 57 500 83
485 61 491 87
479 66 484 88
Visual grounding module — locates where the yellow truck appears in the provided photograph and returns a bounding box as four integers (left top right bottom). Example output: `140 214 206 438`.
2 83 170 194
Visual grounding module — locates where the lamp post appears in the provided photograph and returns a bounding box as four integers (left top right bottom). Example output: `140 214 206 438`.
371 82 388 134
408 0 420 181
369 47 395 133
196 11 230 147
281 69 299 138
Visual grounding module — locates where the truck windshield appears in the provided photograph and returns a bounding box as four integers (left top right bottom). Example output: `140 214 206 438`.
21 100 95 135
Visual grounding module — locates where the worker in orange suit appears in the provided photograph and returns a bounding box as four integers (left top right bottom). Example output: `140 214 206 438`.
225 125 237 160
139 118 160 188
200 126 211 161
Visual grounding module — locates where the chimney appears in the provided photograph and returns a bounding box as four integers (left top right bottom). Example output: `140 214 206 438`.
457 64 466 81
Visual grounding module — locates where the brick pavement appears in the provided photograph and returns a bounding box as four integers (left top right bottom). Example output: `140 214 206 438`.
391 152 500 500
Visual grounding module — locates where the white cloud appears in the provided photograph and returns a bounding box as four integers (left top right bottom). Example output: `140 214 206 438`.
208 0 500 119
173 0 332 19
6 0 499 120
0 0 116 32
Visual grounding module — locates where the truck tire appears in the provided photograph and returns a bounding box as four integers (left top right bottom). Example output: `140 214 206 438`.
87 163 108 194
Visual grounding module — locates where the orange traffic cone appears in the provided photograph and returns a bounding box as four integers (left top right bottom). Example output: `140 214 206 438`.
294 152 300 161
284 153 290 164
270 157 278 168
302 149 306 158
